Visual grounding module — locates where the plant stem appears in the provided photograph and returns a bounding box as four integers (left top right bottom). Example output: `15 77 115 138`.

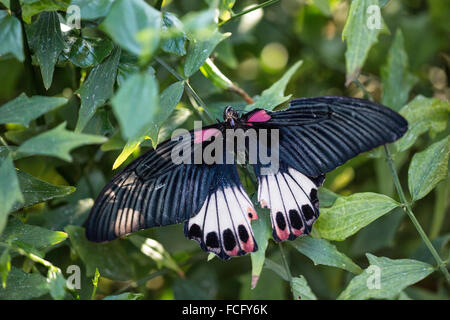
384 145 450 283
278 242 296 299
155 57 215 122
218 0 280 27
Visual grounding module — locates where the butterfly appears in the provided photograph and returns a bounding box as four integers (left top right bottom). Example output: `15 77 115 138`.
85 96 407 260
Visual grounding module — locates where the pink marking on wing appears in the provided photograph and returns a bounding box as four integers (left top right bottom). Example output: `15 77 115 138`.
293 228 304 237
247 207 258 221
242 237 255 252
275 225 290 241
227 246 239 257
247 110 271 123
194 128 221 143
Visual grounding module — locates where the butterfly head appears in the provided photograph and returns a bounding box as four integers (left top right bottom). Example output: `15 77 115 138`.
224 106 239 127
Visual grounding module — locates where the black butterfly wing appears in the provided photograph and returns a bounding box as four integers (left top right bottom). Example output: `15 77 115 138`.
85 124 222 242
244 96 408 177
184 164 258 260
243 96 407 241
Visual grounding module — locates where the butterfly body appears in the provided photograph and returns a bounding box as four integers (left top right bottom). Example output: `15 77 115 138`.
85 96 407 260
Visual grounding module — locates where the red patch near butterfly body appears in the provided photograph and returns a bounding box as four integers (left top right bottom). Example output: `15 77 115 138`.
194 128 221 143
247 110 271 123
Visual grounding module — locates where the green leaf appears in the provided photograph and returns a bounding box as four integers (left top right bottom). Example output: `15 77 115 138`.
75 46 121 132
338 254 434 300
27 199 93 231
47 268 66 300
245 60 303 111
18 122 107 162
111 71 159 141
68 37 114 68
0 93 67 127
113 80 183 169
184 29 230 77
173 278 210 300
264 258 289 281
100 0 161 57
200 58 233 90
0 0 10 9
317 187 339 208
103 292 144 300
0 217 68 251
408 136 450 201
314 192 400 241
381 29 418 111
161 12 187 56
65 226 136 280
28 11 65 89
395 96 450 152
290 237 362 274
342 0 387 85
21 0 69 24
12 170 75 211
0 267 49 299
291 276 317 300
0 248 11 288
0 157 23 235
70 0 115 20
0 11 24 61
250 208 271 289
309 0 332 16
128 235 184 277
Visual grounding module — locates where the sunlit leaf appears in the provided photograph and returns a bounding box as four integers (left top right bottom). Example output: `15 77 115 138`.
129 235 184 277
0 247 11 288
381 29 418 111
245 60 303 111
0 11 24 61
290 237 362 274
314 193 400 241
395 96 450 152
47 268 66 300
338 254 434 300
342 0 387 85
75 46 121 132
18 122 107 162
103 292 144 300
0 93 67 127
100 0 161 57
408 136 449 201
27 11 65 89
0 157 23 235
291 276 317 300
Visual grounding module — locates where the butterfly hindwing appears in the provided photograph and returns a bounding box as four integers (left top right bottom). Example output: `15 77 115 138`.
255 162 324 241
185 164 258 260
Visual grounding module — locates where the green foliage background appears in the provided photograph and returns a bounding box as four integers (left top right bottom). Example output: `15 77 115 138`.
0 0 449 300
